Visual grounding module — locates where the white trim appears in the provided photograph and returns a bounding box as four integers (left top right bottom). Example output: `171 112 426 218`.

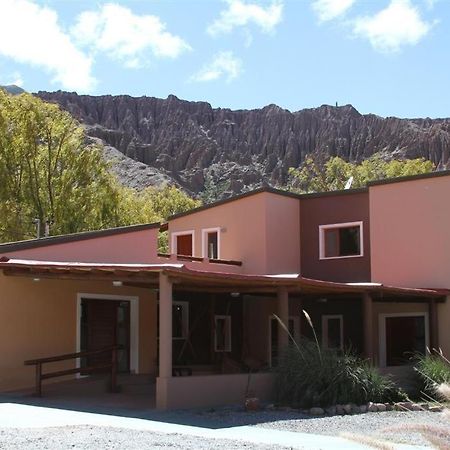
268 315 300 367
319 221 364 260
76 293 140 374
214 315 232 352
321 314 344 350
201 227 221 259
171 230 195 256
378 312 429 368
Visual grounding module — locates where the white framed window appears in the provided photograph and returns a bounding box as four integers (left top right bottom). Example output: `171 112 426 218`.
379 313 429 368
319 221 363 260
214 315 231 352
202 227 221 259
322 315 344 350
171 230 195 256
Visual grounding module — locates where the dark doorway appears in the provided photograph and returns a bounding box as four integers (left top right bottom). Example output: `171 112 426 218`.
80 298 131 373
385 315 426 366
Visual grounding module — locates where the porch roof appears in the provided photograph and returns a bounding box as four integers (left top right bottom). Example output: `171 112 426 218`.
0 257 447 299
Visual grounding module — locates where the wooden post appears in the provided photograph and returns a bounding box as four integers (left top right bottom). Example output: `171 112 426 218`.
159 272 173 379
363 292 374 363
277 287 289 353
110 346 118 393
35 363 42 397
429 299 439 351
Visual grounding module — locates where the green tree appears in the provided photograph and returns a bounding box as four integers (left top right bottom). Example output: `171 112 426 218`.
287 153 434 194
0 91 199 243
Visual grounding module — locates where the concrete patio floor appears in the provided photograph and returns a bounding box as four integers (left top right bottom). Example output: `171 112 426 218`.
0 374 156 416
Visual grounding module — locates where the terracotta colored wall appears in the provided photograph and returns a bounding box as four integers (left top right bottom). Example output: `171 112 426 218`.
300 191 371 282
369 176 450 289
0 273 157 392
169 192 300 275
1 229 159 264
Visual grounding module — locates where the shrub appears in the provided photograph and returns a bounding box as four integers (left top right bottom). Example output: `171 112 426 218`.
274 340 405 408
414 350 450 400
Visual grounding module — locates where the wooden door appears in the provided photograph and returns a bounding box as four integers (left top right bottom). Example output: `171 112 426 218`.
82 299 130 372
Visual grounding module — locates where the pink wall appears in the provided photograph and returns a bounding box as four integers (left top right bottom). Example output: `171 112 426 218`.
1 229 159 264
369 176 450 289
168 192 300 275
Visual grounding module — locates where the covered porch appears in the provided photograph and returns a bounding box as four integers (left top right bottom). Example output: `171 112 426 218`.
0 258 446 410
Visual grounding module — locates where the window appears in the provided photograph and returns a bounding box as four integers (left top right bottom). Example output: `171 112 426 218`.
214 315 231 352
319 222 363 259
202 228 220 259
380 314 428 367
171 231 194 256
322 315 344 350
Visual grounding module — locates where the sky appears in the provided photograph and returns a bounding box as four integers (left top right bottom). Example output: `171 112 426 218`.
0 0 449 118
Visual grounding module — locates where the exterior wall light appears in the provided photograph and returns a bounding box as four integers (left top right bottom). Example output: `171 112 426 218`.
112 281 123 287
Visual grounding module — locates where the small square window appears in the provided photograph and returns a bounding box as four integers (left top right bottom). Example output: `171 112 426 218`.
320 222 363 259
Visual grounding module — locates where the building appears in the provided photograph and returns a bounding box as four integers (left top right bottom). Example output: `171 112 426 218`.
0 171 449 410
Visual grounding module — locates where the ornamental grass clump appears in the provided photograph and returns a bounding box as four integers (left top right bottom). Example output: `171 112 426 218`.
273 311 405 408
414 349 450 400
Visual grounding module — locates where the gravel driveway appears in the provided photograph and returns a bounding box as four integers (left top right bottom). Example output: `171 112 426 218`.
0 425 289 450
257 411 450 447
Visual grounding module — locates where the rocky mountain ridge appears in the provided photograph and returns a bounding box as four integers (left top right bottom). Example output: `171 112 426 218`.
36 91 450 195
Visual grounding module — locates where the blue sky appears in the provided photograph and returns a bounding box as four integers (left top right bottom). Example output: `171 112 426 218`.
0 0 448 118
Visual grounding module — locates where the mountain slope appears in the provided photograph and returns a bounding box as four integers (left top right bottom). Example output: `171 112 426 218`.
36 91 450 194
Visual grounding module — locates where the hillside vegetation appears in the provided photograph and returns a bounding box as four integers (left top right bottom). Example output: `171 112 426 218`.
0 91 199 243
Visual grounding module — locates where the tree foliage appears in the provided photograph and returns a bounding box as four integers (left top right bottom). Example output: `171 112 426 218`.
288 153 435 194
0 91 199 243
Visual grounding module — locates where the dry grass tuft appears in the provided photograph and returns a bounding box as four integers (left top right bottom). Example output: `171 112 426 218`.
340 432 394 450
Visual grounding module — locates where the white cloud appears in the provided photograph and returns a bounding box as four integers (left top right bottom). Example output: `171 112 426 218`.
312 0 356 22
1 71 24 87
353 0 433 53
207 0 283 36
0 0 95 91
72 3 191 67
190 51 243 83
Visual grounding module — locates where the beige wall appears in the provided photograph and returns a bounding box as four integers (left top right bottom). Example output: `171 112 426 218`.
169 192 300 275
1 229 159 264
0 273 157 392
156 373 274 409
370 176 450 289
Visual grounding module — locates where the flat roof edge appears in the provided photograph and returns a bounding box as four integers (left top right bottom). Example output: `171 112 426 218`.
0 222 160 253
368 169 450 187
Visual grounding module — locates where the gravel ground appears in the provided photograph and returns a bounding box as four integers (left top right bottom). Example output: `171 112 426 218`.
0 425 289 450
257 410 450 447
0 408 448 449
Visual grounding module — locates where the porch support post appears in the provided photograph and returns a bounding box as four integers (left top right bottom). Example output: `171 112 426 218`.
428 299 439 351
157 272 172 410
277 287 289 352
362 292 374 363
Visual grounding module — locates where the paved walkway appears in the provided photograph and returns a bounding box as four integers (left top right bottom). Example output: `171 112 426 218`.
0 403 427 450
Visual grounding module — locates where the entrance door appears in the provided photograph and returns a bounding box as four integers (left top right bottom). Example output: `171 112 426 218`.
80 299 131 372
